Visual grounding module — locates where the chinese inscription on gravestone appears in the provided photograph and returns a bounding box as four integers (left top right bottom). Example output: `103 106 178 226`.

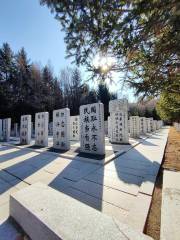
130 116 140 138
70 116 80 141
80 103 105 155
139 117 147 134
109 99 129 143
20 115 31 145
35 112 49 147
53 108 70 150
2 118 11 141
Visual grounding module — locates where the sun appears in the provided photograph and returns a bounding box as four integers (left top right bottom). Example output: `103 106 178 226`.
93 54 115 73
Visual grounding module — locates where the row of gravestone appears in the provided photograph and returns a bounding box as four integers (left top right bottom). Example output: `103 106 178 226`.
0 100 163 156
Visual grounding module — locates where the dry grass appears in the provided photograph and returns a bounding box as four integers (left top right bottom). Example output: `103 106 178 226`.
145 127 180 240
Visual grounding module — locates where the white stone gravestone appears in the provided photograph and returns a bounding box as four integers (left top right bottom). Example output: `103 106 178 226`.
0 119 2 140
20 115 31 145
109 99 129 144
70 116 80 141
149 118 154 132
153 120 157 131
139 117 147 135
2 118 11 141
35 112 49 147
53 108 70 150
80 103 105 155
130 116 140 138
146 118 151 132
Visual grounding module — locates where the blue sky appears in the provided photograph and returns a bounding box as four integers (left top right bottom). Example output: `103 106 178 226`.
0 0 135 101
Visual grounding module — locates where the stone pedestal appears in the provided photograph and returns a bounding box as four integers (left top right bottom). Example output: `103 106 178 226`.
53 108 70 150
109 99 129 144
2 118 11 141
35 112 49 147
130 116 140 138
80 103 105 155
70 116 80 141
139 117 147 135
20 115 32 145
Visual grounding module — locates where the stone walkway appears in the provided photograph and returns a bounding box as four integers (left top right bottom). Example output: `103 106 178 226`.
0 127 169 238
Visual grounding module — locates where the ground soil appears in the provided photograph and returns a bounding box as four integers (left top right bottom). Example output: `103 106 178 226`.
144 127 180 240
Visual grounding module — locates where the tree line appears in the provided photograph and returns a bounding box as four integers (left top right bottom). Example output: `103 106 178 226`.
0 43 118 123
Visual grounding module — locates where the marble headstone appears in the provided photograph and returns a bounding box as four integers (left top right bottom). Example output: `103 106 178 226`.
35 112 49 147
20 115 31 145
139 117 147 135
130 116 140 138
53 108 70 150
146 118 151 132
109 99 129 144
80 103 105 155
70 116 80 141
153 120 157 131
2 118 11 141
149 118 154 132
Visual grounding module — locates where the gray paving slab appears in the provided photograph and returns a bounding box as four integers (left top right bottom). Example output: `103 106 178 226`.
72 179 136 210
124 193 152 232
10 183 152 240
84 172 141 195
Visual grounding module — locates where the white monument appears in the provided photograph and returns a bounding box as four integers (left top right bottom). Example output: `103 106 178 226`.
139 117 147 135
80 102 105 155
0 119 2 140
70 115 80 141
53 108 70 150
149 118 154 131
130 116 140 138
20 115 31 145
35 112 49 147
2 118 11 141
146 118 151 132
153 120 157 131
109 99 129 144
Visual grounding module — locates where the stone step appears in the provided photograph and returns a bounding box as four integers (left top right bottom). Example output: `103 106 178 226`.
10 183 153 240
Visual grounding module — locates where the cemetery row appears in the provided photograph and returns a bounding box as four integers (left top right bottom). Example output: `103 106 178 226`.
0 99 163 156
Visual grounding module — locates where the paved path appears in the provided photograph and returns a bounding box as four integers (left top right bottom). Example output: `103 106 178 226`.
161 170 180 240
0 127 169 238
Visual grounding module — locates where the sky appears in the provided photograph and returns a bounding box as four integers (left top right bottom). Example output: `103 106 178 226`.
0 0 135 101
